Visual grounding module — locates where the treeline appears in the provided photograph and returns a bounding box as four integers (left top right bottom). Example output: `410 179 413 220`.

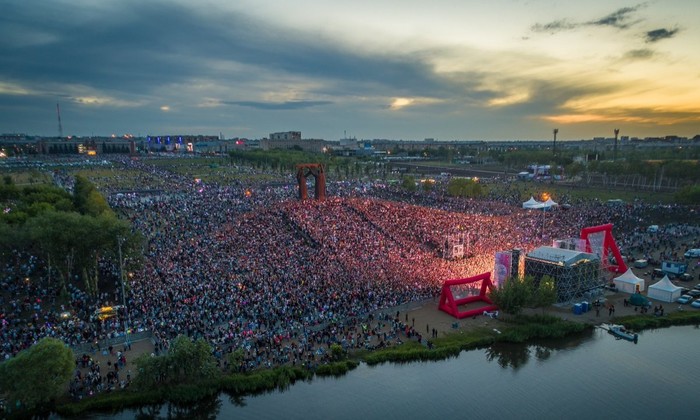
229 149 387 180
67 335 351 415
0 175 141 296
494 149 700 185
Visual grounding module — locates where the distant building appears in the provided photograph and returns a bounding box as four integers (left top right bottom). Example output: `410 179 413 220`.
269 131 301 141
144 135 219 153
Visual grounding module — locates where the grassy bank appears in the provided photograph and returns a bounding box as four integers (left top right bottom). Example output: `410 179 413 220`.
364 314 591 366
615 310 700 331
55 365 317 417
48 315 610 417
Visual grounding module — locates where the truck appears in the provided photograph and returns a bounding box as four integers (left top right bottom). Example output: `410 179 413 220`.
661 261 687 278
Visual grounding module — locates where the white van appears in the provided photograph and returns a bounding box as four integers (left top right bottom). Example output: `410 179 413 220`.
647 225 659 233
684 249 700 258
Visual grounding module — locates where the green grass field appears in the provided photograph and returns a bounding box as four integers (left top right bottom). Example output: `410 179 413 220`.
3 170 52 186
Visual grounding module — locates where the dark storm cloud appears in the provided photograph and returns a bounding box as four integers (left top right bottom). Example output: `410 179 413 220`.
531 4 645 33
587 6 643 29
0 0 453 103
645 28 679 43
224 100 333 110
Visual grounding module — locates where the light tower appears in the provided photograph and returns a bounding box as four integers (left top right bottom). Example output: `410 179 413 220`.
553 128 558 156
613 128 619 161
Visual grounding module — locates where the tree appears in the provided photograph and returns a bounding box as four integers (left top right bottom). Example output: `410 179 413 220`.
0 337 74 411
330 343 345 361
401 175 417 192
168 335 218 383
0 176 19 200
675 185 700 204
84 189 111 216
531 275 557 313
226 349 245 372
447 178 483 198
491 275 558 316
133 335 219 389
72 175 95 213
488 276 533 316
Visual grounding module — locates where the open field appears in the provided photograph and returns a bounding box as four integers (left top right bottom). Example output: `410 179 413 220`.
2 169 53 186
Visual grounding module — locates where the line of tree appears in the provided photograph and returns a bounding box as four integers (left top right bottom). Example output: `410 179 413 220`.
228 149 381 180
0 175 142 297
492 148 700 186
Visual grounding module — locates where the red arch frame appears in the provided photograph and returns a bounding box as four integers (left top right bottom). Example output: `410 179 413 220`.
438 272 498 319
580 223 627 274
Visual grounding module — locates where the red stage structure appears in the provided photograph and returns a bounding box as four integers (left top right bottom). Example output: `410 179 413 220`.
438 272 498 319
580 223 627 273
296 163 326 200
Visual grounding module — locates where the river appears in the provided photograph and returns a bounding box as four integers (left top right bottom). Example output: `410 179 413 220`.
89 325 699 420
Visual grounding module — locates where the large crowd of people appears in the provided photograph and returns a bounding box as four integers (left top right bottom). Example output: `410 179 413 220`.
2 157 699 386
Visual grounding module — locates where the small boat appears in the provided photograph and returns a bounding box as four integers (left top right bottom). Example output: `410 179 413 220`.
608 324 638 343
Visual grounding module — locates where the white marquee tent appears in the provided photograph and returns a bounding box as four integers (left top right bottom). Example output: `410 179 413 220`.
647 275 682 302
522 196 544 209
543 197 558 208
613 268 645 294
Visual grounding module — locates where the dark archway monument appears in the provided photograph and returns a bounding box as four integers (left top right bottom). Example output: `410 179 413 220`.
296 163 326 200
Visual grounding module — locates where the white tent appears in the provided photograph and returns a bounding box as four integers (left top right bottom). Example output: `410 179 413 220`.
647 275 682 302
613 268 645 294
523 196 544 209
543 197 558 208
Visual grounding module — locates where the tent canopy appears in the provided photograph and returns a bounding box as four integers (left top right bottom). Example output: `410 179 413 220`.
613 268 645 294
523 196 545 209
647 275 682 303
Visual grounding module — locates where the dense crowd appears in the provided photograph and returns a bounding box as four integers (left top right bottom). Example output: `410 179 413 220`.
2 158 699 380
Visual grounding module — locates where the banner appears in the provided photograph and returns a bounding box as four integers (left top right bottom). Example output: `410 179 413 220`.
494 251 512 287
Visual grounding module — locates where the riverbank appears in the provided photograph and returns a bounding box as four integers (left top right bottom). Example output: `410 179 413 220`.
16 304 688 419
52 313 586 418
50 291 700 416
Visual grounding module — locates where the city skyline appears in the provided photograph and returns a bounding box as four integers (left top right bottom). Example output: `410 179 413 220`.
1 0 699 141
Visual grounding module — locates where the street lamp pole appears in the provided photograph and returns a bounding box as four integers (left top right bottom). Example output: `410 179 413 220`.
117 236 130 348
542 207 546 240
541 193 549 241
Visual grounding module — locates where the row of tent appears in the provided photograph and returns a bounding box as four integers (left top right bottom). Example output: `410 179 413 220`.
613 268 682 302
522 196 558 210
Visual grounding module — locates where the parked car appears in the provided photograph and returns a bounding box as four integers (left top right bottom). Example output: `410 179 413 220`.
684 249 700 258
677 295 693 304
678 273 693 281
633 259 648 268
688 289 700 298
691 300 700 309
693 284 700 291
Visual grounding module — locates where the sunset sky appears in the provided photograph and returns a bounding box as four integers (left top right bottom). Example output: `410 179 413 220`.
1 0 699 141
